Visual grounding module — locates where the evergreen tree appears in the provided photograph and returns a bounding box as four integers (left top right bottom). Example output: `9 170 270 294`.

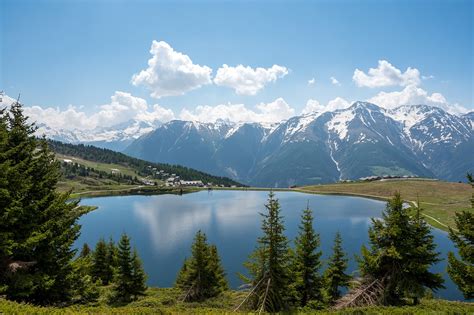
175 257 190 288
447 211 474 299
323 232 350 304
0 108 10 294
176 230 227 301
292 204 322 307
105 238 118 281
71 245 99 303
1 101 82 304
91 238 110 285
208 245 228 292
114 233 134 303
80 244 91 258
130 249 147 299
242 191 291 312
359 192 443 305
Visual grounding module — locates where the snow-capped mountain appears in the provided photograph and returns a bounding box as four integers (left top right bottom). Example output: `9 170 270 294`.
123 102 473 186
17 100 472 187
36 119 161 151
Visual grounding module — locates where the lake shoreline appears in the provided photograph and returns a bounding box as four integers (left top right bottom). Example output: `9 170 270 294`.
72 182 464 232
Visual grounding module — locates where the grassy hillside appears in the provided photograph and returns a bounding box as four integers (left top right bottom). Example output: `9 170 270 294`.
1 288 472 314
296 179 473 231
48 140 243 196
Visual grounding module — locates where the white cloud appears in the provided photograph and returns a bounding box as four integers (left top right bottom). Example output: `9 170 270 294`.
330 76 340 85
308 78 316 86
131 40 212 98
213 64 288 95
353 60 421 88
301 97 351 114
368 84 468 114
179 97 294 123
8 91 175 131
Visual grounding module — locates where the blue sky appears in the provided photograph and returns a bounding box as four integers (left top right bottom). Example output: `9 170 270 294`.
1 0 473 128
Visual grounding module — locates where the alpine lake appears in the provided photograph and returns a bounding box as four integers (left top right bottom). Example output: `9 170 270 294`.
77 190 466 301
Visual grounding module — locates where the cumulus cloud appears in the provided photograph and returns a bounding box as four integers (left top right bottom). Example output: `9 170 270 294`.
330 76 340 85
6 91 175 131
308 78 316 86
353 60 421 88
368 84 468 114
179 97 294 123
213 64 288 95
301 97 351 114
131 40 212 98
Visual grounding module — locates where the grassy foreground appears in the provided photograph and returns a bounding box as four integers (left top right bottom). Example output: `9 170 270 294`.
295 179 473 231
1 288 472 314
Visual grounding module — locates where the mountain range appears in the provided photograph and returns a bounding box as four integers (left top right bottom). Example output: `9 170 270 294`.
36 102 474 187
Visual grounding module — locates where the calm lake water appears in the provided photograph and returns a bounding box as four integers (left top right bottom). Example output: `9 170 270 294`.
77 190 465 301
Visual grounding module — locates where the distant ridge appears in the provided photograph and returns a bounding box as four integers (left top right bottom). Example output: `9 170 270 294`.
48 140 243 187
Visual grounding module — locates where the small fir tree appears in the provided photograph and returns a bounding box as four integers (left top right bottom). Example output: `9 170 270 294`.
130 249 147 298
91 239 109 285
80 243 91 258
208 244 228 292
292 204 323 307
242 191 291 312
359 192 443 305
114 233 134 303
176 230 227 301
323 232 350 304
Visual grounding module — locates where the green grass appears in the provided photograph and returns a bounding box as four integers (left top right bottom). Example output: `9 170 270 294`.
57 153 141 178
295 179 473 231
1 289 472 314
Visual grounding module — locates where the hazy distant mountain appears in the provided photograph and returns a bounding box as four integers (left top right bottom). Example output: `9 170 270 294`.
30 101 474 187
36 119 161 151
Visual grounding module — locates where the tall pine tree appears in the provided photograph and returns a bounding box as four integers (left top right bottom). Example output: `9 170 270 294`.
447 176 474 300
91 238 111 285
114 233 134 302
292 204 322 307
113 233 147 303
323 232 350 304
242 191 291 312
1 101 82 304
359 192 443 305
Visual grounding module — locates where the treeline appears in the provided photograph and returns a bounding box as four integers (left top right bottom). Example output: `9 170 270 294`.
48 140 243 187
60 161 141 185
74 234 147 304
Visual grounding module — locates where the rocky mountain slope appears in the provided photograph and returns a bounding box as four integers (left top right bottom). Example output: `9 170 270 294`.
123 102 473 187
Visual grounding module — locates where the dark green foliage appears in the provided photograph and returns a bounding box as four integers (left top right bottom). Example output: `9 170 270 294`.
208 245 228 292
323 232 350 304
292 204 323 306
71 248 99 303
80 244 91 258
448 211 474 299
131 249 147 298
48 140 243 187
242 191 291 312
91 239 113 285
0 101 83 304
176 231 228 301
359 192 443 305
113 234 147 303
106 238 118 274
